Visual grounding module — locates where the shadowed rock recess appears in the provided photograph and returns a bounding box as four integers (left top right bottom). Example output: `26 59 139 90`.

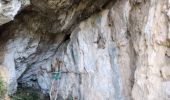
0 0 170 100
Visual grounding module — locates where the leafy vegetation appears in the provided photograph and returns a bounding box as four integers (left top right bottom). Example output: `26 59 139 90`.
12 91 38 100
12 88 50 100
0 76 5 97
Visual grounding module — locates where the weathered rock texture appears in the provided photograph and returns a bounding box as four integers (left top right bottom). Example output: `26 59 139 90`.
0 0 170 100
0 0 30 25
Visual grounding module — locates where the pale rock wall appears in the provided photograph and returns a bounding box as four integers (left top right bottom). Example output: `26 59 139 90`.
0 0 170 100
130 0 170 100
0 0 30 25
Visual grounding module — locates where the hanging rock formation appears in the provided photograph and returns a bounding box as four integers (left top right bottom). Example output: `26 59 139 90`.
0 0 170 100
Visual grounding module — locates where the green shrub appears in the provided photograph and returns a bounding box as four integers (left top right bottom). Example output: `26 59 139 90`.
12 90 38 100
0 77 5 97
11 88 50 100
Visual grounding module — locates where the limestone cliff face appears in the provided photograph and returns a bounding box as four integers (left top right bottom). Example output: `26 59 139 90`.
0 0 169 100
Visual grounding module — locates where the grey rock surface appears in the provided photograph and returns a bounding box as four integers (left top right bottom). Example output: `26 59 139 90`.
0 0 30 25
0 0 170 100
